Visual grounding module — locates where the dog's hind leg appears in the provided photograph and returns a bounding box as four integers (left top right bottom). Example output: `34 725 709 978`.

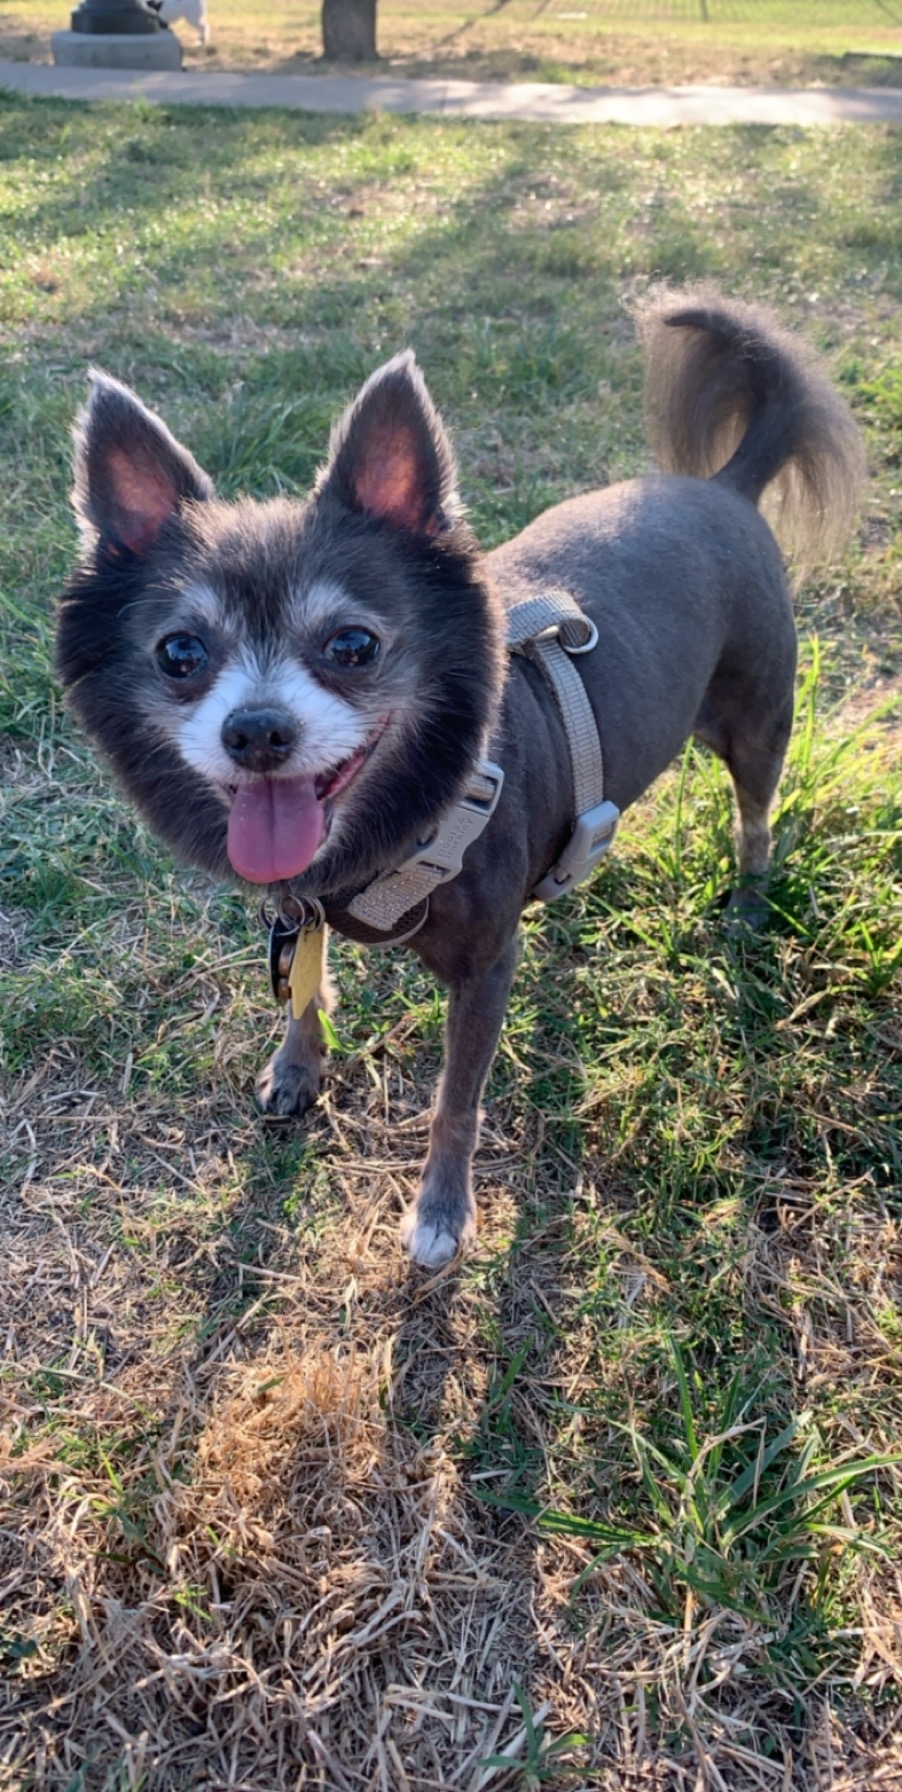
256 954 334 1117
401 936 519 1268
694 683 794 923
733 761 780 880
727 758 785 924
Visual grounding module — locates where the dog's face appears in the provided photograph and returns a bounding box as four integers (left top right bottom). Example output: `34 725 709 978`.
56 356 504 896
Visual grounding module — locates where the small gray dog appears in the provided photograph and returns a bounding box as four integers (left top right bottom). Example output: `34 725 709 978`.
55 289 863 1266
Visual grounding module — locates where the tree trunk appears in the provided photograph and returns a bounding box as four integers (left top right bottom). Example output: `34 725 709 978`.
321 0 376 61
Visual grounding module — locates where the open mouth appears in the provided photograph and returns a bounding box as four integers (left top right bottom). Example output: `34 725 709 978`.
313 730 381 804
224 716 389 885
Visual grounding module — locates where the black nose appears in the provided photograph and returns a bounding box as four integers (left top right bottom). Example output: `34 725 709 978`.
222 707 299 772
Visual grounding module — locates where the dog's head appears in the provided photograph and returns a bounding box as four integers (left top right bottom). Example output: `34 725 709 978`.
56 355 504 896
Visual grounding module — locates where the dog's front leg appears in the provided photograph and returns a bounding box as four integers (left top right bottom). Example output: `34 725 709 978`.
256 955 333 1117
401 937 519 1269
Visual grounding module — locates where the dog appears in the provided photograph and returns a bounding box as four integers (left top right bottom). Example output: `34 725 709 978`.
55 289 863 1267
148 0 208 45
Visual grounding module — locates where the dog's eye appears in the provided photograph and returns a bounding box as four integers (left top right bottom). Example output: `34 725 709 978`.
323 628 381 669
156 633 209 680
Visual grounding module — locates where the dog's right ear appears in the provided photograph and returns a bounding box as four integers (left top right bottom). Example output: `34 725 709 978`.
73 372 213 559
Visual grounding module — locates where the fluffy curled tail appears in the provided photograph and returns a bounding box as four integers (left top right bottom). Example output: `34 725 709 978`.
634 285 865 564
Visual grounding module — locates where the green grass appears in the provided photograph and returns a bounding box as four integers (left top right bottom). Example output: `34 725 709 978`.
483 1337 900 1637
0 94 901 1790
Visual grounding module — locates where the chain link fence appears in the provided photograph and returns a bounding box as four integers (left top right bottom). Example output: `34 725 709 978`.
574 2 899 20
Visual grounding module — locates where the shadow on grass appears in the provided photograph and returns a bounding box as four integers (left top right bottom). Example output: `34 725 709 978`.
2 98 902 1784
3 698 900 1784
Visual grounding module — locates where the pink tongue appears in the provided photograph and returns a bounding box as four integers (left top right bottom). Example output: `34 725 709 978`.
227 778 327 883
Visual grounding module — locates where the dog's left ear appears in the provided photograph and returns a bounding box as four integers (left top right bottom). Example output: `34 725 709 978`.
318 351 459 536
73 372 214 559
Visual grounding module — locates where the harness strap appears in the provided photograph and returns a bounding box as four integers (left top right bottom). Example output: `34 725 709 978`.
507 587 619 901
345 759 504 933
345 587 618 934
507 587 604 820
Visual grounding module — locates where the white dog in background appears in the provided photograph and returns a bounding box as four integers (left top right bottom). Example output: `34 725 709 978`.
150 0 209 45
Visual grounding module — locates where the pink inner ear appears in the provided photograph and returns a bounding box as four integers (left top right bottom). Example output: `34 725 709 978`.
354 427 430 533
108 448 177 552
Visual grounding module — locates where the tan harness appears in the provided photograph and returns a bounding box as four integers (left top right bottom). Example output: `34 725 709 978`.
345 587 619 936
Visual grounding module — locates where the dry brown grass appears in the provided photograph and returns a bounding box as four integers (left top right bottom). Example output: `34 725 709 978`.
3 986 902 1789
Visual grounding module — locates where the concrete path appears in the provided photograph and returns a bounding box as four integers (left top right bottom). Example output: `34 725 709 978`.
2 58 902 124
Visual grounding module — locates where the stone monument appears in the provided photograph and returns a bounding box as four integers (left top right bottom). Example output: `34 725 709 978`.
53 0 182 69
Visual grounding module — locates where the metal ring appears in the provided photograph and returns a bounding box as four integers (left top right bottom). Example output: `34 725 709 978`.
280 894 325 930
563 619 599 655
259 894 325 932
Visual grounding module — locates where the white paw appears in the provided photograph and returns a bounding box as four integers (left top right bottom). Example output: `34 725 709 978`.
400 1208 474 1268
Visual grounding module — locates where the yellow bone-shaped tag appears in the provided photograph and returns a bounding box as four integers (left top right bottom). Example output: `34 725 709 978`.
288 924 325 1020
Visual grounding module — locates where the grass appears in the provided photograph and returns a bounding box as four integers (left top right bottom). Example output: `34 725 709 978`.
2 0 902 89
0 92 901 1790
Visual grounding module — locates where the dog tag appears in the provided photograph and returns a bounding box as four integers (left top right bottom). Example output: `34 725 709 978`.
288 924 325 1020
269 914 300 1004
